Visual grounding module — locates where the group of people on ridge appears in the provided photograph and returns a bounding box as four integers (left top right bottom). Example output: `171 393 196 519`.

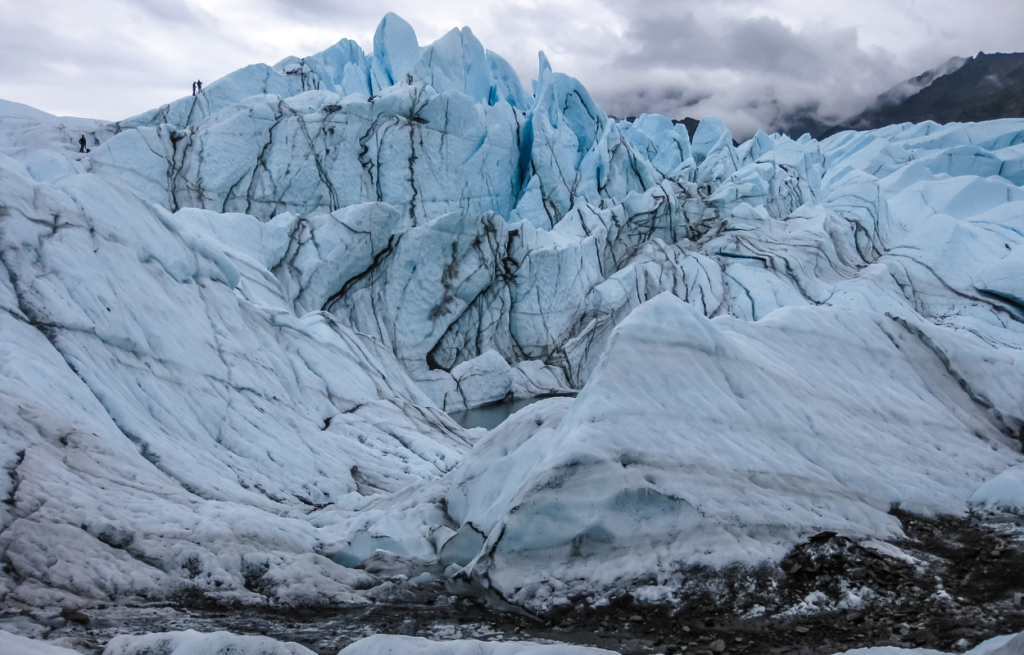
77 78 205 155
76 79 206 155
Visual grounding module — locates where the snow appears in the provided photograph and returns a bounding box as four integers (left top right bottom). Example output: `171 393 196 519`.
3 629 622 654
840 630 1024 655
971 464 1024 512
838 647 947 655
8 628 1024 655
103 629 315 655
968 632 1024 655
338 634 619 654
0 629 83 655
2 11 1024 616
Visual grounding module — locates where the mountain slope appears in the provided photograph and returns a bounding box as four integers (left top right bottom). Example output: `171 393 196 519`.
821 52 1024 137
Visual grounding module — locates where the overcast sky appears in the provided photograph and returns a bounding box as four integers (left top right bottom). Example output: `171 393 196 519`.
2 0 1022 137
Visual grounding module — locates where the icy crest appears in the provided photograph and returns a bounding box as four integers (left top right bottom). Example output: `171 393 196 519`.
373 13 422 89
1 13 1024 614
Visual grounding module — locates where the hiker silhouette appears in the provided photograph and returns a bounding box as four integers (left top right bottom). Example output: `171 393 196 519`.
79 135 87 153
196 79 202 94
192 81 196 96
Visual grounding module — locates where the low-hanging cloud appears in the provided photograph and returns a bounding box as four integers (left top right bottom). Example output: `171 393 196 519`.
568 0 898 137
574 0 1024 137
0 0 1021 137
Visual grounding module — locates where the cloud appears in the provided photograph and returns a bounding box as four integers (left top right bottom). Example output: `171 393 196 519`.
0 0 1021 134
128 0 214 25
566 1 902 137
0 0 265 118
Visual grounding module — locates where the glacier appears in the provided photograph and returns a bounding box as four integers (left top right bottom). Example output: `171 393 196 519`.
2 10 1024 629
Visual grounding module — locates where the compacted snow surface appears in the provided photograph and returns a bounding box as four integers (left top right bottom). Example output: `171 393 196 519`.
2 10 1024 646
7 628 1024 655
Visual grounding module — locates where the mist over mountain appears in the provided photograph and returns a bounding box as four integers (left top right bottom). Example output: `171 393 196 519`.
619 53 1021 142
769 52 1024 139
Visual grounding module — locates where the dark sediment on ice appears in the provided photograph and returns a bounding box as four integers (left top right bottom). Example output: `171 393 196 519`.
4 511 1022 655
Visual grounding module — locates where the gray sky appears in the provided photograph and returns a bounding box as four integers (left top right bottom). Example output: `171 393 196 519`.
2 0 1022 137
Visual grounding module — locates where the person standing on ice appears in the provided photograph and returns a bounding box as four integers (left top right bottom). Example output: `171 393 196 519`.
196 79 202 94
192 81 196 96
78 135 86 153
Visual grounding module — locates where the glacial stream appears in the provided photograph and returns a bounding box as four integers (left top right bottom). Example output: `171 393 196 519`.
447 394 577 430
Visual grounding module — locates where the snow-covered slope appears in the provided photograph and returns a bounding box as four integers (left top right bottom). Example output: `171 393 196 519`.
9 627 1024 655
103 629 317 655
1 12 1024 614
337 634 620 654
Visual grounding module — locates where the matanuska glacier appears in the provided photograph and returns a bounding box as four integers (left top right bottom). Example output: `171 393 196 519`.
3 10 1024 629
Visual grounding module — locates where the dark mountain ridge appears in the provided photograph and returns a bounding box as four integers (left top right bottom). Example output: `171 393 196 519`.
615 53 1023 143
818 52 1024 139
